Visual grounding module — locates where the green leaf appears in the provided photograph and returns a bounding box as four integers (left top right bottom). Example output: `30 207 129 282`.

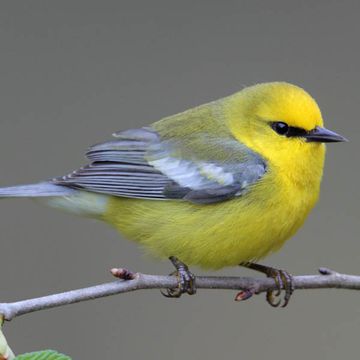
14 350 71 360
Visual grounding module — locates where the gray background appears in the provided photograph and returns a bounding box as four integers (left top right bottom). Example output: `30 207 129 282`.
0 1 358 359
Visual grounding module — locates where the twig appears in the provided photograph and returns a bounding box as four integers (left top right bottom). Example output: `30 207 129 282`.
0 267 359 321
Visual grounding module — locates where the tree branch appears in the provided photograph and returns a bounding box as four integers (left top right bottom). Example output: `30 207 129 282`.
1 267 359 321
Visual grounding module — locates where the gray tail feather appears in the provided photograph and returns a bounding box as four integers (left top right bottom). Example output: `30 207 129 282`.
0 182 76 198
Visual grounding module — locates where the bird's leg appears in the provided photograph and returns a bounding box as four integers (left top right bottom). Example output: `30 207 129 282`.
161 256 197 298
239 262 294 308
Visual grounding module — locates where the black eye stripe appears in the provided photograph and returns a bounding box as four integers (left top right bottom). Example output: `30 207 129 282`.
271 121 308 138
285 126 308 137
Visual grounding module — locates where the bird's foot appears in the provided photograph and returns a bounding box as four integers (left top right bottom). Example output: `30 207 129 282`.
240 262 294 308
161 256 197 298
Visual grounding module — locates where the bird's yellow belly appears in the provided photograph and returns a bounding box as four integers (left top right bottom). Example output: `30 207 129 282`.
103 175 319 269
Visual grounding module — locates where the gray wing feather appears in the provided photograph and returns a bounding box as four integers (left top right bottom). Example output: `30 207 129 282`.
54 127 266 204
0 182 75 198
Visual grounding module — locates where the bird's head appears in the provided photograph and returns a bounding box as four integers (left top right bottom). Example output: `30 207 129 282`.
225 82 347 183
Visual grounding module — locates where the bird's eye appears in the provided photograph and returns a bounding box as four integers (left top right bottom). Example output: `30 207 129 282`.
271 122 289 136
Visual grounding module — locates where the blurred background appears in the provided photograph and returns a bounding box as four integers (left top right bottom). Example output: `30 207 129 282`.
0 1 358 359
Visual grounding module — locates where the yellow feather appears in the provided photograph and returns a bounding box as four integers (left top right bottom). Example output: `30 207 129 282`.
102 82 328 269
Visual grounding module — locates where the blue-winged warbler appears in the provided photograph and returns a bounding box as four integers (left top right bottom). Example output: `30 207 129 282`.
0 82 347 306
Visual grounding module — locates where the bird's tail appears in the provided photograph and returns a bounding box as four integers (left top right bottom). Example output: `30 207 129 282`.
0 182 75 198
0 181 109 217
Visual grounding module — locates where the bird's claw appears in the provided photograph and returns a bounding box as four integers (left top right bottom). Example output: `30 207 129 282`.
161 256 197 298
265 268 294 308
240 262 294 308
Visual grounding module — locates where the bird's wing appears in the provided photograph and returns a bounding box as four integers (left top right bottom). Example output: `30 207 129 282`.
53 127 267 204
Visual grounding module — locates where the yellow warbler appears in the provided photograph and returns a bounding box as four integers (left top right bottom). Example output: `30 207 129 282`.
0 82 346 306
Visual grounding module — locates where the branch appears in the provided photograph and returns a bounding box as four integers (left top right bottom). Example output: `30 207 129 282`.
1 267 359 321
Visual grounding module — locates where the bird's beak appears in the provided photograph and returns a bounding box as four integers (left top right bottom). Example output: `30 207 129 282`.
304 126 348 143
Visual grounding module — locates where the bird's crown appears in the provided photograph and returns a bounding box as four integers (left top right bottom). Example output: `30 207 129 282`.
234 82 323 130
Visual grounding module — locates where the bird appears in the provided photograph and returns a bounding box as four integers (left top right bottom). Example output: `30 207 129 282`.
0 82 347 307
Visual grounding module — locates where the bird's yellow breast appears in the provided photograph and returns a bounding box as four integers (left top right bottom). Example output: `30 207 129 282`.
103 149 324 269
